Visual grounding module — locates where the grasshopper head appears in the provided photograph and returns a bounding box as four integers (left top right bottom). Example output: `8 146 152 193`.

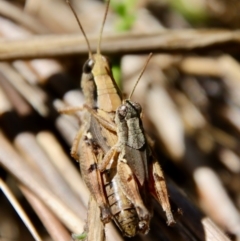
119 100 142 120
82 54 112 77
91 54 112 76
85 54 121 113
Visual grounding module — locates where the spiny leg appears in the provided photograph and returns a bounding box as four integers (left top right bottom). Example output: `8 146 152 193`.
151 158 175 226
80 133 111 223
117 161 150 234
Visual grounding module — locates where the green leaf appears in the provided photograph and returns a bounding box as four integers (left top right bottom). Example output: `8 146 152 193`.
72 232 87 240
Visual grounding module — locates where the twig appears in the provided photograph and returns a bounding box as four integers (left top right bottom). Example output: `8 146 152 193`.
14 132 86 219
20 185 72 241
36 131 89 207
0 178 43 241
0 131 84 234
0 29 240 60
0 0 49 34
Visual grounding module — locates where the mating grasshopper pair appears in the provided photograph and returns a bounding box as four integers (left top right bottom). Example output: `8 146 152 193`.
60 0 175 238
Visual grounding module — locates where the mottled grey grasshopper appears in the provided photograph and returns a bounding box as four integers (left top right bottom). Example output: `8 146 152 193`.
112 99 175 226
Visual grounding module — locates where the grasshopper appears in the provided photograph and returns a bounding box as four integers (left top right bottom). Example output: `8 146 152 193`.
61 0 144 238
61 0 175 238
107 99 175 226
84 56 175 232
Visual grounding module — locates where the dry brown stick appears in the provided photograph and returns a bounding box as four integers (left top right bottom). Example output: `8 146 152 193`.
14 132 86 219
167 183 231 241
194 167 240 236
146 80 185 161
1 29 240 60
0 85 12 114
0 0 50 34
0 62 49 116
218 148 240 173
36 131 89 207
179 57 221 77
0 179 43 241
0 131 84 234
0 71 32 116
20 185 72 241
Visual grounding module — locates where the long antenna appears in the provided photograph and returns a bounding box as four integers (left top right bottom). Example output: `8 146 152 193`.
66 0 93 59
97 0 110 55
128 53 153 100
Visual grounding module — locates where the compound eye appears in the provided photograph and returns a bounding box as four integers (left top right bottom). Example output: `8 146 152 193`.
83 59 94 74
118 105 128 120
132 102 142 113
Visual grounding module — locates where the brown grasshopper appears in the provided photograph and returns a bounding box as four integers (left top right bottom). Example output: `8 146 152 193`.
61 0 144 238
61 0 175 238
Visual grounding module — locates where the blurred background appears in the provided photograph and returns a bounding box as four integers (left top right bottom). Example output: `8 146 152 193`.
1 0 240 240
